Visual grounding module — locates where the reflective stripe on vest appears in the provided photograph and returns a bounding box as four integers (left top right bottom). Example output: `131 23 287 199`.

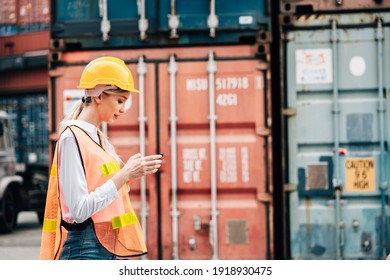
42 219 57 232
111 211 139 229
50 164 57 177
100 161 120 177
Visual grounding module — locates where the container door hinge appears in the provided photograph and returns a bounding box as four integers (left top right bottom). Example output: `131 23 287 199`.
284 183 297 192
49 51 62 66
256 61 269 71
50 39 64 51
256 127 271 137
283 107 296 117
257 192 272 203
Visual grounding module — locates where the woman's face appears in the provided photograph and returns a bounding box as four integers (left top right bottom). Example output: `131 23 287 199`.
97 91 131 123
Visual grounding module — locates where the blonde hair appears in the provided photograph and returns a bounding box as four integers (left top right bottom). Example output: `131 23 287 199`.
59 96 123 164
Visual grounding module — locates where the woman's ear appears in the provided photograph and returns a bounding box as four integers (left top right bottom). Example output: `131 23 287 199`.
94 94 104 104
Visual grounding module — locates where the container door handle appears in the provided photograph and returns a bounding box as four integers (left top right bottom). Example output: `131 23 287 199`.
99 0 111 42
168 54 180 259
137 0 148 40
168 0 179 38
207 51 219 259
207 0 219 38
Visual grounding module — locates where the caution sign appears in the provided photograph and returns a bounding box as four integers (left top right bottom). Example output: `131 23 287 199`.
345 158 375 192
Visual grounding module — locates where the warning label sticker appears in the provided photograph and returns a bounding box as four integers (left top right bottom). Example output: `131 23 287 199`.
345 158 375 192
296 48 333 85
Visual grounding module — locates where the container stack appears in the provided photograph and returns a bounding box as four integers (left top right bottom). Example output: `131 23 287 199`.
0 0 50 168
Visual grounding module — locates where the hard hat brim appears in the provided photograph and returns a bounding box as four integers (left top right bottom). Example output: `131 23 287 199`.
83 85 140 97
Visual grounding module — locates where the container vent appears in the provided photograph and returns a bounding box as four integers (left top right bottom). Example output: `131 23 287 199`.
306 163 328 191
226 220 248 244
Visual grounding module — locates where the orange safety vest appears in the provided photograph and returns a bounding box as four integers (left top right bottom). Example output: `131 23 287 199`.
40 125 147 259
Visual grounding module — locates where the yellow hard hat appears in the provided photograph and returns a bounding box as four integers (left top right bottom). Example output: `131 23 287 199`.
77 56 139 93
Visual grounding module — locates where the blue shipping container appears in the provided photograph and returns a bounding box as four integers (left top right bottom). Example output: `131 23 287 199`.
284 12 390 259
51 0 270 49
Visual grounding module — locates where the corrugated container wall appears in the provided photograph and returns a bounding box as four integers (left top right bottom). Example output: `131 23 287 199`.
282 12 390 259
49 44 273 260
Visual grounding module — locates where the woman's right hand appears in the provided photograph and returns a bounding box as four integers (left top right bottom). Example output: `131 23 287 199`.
111 153 163 189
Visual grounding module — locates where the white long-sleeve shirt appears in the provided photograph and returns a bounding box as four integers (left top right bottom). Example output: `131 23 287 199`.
58 120 118 223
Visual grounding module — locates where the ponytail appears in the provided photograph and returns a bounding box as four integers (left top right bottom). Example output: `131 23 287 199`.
59 97 123 165
59 99 84 133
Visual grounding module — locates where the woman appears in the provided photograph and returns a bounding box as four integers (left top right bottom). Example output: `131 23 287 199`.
40 56 162 260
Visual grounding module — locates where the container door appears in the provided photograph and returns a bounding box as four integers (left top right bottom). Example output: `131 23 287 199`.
52 0 157 48
158 54 272 259
284 13 390 259
158 0 270 44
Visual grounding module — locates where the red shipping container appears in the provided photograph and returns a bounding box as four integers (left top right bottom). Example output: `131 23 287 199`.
49 45 273 260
